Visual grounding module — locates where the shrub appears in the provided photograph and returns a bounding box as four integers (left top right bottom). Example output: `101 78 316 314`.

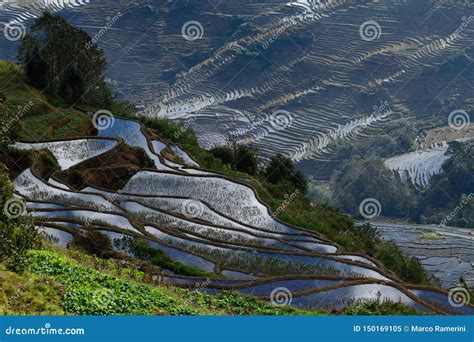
0 163 39 272
263 154 307 192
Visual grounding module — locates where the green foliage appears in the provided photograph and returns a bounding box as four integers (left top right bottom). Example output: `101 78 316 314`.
115 237 215 278
343 299 422 315
25 250 313 315
28 250 200 315
70 230 115 258
31 150 60 180
338 118 418 159
0 163 39 272
421 141 474 227
180 290 312 316
210 144 259 175
18 13 112 107
19 108 93 141
263 154 308 193
210 146 235 166
332 157 417 218
374 242 430 285
0 103 19 148
0 265 64 315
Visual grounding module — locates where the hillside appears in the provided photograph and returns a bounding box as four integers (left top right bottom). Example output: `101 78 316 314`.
1 58 473 316
1 0 472 234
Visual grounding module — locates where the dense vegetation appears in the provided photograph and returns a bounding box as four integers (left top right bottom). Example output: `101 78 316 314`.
18 12 112 107
210 143 259 176
0 163 39 272
420 142 474 227
330 141 474 228
332 158 417 219
2 247 426 316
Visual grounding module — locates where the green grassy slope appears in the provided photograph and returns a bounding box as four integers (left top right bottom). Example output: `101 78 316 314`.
0 246 422 316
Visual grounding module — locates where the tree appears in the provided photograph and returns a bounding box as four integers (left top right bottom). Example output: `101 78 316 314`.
421 141 474 227
331 158 417 218
0 103 19 148
263 154 307 192
18 12 113 107
235 145 259 175
210 144 259 175
0 163 39 271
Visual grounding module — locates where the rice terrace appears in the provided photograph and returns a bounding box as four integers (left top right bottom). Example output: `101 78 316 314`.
0 0 473 331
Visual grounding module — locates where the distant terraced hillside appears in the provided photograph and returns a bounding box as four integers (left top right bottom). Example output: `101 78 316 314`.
0 0 472 181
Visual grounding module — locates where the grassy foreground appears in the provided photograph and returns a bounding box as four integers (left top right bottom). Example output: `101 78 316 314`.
0 247 421 316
